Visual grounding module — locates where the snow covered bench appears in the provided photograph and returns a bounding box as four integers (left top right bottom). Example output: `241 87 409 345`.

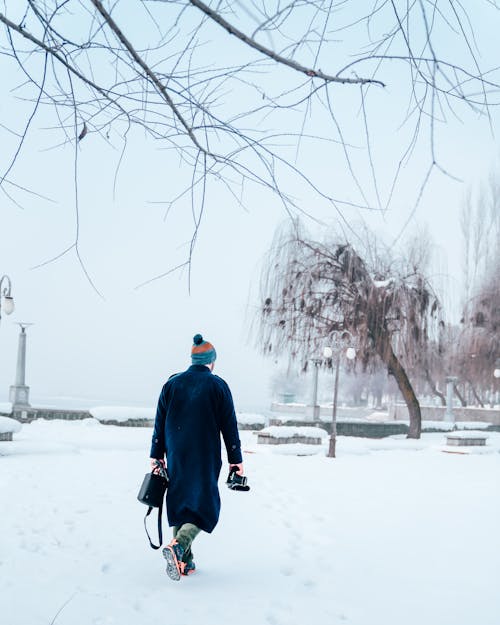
0 416 22 442
446 433 488 447
237 412 266 430
257 425 328 445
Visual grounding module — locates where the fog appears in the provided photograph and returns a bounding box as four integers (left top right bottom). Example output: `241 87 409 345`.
0 4 498 413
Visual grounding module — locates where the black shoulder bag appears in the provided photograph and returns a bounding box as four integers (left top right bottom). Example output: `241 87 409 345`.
137 462 169 550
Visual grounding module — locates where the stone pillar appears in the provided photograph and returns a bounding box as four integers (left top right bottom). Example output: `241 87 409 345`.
444 376 458 423
306 360 321 421
9 323 32 408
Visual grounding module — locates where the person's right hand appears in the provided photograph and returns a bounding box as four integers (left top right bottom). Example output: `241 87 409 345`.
150 458 166 474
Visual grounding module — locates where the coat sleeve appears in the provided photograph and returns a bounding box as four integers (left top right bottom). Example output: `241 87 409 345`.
216 378 242 465
150 386 167 459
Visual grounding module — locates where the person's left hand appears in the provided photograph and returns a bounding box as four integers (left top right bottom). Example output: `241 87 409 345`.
230 462 244 476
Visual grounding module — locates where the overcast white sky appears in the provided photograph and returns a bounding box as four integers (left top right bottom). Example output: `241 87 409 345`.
0 2 498 412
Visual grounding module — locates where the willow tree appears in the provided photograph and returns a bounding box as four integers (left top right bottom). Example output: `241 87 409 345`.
258 224 441 438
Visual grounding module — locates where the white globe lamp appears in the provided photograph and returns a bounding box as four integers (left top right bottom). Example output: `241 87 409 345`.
3 295 14 315
323 346 333 359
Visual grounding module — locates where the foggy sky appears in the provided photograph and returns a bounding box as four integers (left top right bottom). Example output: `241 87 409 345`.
0 3 498 412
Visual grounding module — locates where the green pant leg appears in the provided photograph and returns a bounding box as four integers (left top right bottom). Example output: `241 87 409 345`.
174 523 201 563
172 525 192 561
173 526 190 558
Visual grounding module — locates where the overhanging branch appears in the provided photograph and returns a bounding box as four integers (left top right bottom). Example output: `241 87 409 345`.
189 0 386 87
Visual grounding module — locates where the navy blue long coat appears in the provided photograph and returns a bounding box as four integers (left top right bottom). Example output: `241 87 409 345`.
150 364 242 533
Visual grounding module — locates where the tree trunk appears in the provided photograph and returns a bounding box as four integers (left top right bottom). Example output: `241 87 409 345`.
453 384 467 407
424 370 446 406
467 379 484 408
378 338 421 439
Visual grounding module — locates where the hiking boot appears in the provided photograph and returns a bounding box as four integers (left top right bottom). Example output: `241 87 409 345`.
182 560 196 576
162 540 185 581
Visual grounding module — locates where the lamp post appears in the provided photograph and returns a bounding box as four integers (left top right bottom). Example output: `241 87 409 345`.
493 361 500 406
0 275 15 321
324 330 356 458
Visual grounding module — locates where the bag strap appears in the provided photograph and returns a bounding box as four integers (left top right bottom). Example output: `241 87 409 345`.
143 502 163 550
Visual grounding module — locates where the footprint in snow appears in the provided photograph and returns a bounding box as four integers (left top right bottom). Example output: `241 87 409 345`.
286 543 300 557
279 565 294 577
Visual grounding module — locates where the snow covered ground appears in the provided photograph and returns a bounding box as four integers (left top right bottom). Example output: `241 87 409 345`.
1 419 499 625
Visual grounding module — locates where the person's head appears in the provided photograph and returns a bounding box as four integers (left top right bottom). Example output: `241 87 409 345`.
191 333 217 369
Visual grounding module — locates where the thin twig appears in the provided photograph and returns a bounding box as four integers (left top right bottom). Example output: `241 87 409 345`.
49 591 77 625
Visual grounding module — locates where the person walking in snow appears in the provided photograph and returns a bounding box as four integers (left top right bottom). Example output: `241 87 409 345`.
149 333 244 580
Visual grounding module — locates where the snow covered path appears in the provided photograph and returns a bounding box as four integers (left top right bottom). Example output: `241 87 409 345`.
1 420 499 625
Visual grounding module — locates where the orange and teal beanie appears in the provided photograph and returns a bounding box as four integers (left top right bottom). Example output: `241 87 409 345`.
191 333 217 365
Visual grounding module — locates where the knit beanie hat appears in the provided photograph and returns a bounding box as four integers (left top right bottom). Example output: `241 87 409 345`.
191 333 217 365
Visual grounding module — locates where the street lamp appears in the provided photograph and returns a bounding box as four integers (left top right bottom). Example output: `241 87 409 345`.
494 361 500 406
0 275 15 321
324 330 356 458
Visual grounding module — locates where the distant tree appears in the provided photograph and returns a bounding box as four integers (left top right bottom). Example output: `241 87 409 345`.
342 367 393 409
258 222 441 438
269 366 306 403
420 338 447 406
458 173 500 402
460 251 500 401
342 370 370 407
367 368 392 409
460 179 500 319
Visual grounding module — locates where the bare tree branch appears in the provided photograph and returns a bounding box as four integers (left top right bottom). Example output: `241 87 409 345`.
188 0 386 86
0 0 498 288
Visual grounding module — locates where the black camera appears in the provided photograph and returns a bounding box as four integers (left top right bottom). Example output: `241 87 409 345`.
226 466 250 492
